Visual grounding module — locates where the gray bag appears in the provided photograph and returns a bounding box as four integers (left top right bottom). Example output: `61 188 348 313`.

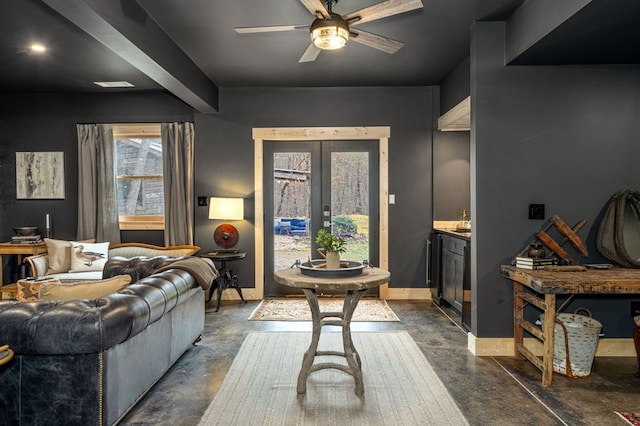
597 190 640 268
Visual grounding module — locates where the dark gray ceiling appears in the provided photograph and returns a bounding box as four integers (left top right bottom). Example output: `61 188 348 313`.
0 0 637 111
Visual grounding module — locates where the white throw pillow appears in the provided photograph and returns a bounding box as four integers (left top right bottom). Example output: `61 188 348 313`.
69 241 109 273
44 238 95 274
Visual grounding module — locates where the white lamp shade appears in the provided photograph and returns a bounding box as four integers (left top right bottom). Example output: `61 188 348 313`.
209 197 244 220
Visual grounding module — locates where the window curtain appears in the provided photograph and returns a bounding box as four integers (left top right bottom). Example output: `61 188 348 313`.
76 124 121 243
161 122 195 245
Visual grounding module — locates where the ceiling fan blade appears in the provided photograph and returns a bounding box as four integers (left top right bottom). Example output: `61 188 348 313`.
298 43 322 63
344 0 423 26
235 25 308 34
350 29 404 54
299 0 330 18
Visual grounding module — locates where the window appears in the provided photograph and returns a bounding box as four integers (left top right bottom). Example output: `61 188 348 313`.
113 124 164 230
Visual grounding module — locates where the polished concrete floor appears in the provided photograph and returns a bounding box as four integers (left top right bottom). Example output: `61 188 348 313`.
121 299 639 425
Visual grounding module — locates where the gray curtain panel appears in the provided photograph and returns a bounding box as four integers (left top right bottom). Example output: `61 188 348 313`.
76 123 121 244
161 122 195 246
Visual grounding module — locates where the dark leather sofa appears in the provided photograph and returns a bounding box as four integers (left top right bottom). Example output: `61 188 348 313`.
0 256 206 426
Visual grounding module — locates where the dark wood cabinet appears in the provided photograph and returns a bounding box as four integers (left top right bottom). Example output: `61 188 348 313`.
430 230 471 329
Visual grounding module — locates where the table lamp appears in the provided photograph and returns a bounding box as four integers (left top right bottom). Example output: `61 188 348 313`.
209 197 244 248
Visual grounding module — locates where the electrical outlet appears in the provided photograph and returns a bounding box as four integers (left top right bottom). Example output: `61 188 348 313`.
528 204 545 220
631 301 640 317
197 196 208 207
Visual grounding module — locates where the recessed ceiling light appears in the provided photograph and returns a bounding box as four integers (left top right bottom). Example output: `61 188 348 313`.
93 81 135 88
30 43 47 54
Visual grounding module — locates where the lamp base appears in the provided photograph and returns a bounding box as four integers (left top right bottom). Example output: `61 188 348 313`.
214 224 239 248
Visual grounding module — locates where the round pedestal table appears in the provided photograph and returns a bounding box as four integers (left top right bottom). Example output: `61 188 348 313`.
274 266 390 396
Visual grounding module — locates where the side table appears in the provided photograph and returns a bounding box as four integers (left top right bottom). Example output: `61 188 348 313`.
0 242 47 286
274 266 390 396
200 250 247 312
0 283 18 300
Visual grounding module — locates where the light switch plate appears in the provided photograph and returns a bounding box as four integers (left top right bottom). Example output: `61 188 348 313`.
389 194 396 204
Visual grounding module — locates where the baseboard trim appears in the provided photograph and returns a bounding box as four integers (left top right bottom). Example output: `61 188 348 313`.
468 335 636 357
214 287 431 301
384 288 431 300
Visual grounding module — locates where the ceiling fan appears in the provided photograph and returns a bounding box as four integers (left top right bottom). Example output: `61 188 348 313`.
234 0 424 63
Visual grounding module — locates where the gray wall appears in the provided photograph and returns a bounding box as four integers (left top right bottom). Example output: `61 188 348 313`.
194 86 435 290
0 91 193 282
433 131 471 221
440 57 470 113
471 22 640 338
434 58 471 222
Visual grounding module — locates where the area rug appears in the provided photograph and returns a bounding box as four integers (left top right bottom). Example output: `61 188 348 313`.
198 331 468 426
616 411 640 425
249 298 400 322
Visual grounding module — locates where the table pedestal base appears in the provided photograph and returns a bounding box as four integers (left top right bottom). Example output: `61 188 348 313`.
207 268 246 312
297 288 366 396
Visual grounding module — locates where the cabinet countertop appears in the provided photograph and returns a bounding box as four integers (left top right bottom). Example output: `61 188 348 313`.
433 228 471 240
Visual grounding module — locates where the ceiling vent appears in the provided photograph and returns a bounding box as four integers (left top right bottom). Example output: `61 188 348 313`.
94 81 135 88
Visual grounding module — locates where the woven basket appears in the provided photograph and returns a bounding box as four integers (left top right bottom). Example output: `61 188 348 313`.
540 308 602 378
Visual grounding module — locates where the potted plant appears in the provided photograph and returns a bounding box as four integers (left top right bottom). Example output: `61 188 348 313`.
316 229 346 269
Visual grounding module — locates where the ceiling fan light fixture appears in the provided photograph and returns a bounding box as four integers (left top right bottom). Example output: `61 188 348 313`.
310 14 349 50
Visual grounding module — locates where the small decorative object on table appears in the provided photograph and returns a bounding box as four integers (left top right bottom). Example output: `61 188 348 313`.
512 215 588 265
457 209 471 231
297 259 367 277
315 229 346 269
11 226 42 244
13 226 39 236
526 242 546 258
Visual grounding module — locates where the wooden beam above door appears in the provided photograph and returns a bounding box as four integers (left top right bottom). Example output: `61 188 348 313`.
253 127 390 141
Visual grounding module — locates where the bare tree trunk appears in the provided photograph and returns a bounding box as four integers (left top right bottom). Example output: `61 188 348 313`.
276 181 289 217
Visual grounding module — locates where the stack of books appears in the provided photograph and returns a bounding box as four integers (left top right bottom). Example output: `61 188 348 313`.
11 235 42 244
515 256 558 269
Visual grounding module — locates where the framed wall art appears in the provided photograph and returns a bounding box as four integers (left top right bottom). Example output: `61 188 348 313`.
16 151 65 199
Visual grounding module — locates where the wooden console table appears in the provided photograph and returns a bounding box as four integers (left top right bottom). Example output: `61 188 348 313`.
501 265 640 386
0 242 47 286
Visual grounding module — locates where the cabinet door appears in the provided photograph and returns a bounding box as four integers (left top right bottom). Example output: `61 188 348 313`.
441 235 465 313
441 248 457 307
452 250 464 312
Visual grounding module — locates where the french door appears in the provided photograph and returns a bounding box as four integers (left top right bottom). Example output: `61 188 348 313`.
264 140 379 296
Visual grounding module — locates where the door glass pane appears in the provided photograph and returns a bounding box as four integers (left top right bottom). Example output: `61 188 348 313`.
273 152 311 271
331 151 370 262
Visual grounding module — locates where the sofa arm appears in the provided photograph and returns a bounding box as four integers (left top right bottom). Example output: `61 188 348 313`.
25 254 49 277
108 243 200 258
